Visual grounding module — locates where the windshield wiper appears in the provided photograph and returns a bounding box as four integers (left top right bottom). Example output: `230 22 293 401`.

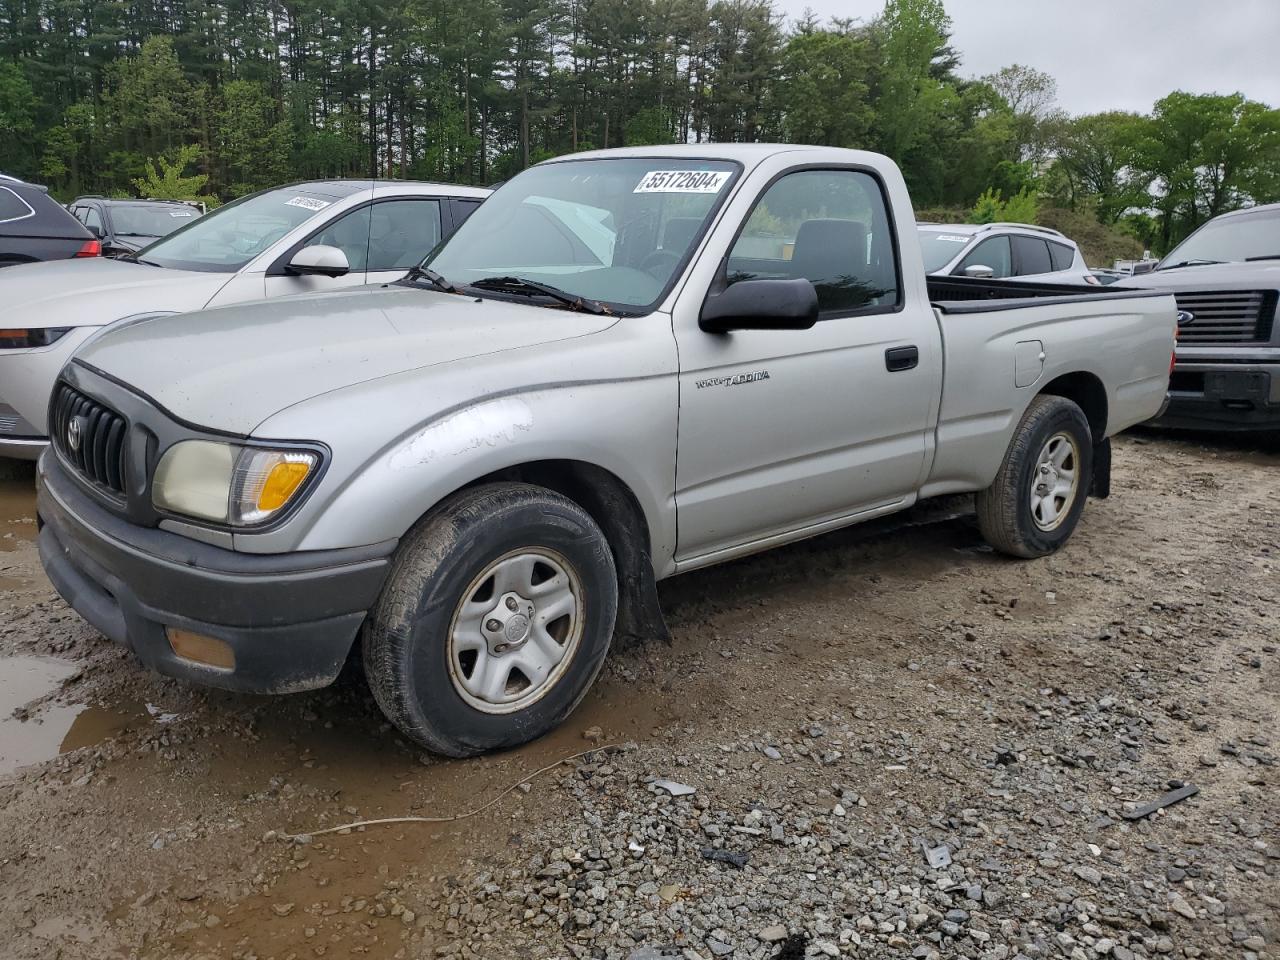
402 264 458 293
1245 255 1280 262
469 276 608 315
1158 258 1224 270
122 254 162 267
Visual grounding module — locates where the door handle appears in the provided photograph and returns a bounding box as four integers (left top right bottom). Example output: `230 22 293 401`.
885 345 919 372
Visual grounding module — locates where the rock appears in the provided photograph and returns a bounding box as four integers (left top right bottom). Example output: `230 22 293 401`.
763 746 782 761
272 902 295 917
706 938 733 957
759 925 788 943
1073 865 1102 885
1169 896 1196 920
582 726 604 743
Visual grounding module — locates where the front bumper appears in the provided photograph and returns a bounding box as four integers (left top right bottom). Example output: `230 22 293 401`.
36 453 397 694
1157 360 1280 431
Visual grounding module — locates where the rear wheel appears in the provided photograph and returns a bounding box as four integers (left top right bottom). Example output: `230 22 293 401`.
363 482 617 757
976 395 1094 558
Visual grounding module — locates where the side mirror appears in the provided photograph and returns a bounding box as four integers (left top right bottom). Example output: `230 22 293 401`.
1131 261 1157 275
87 223 104 239
699 278 819 334
287 244 350 278
963 264 994 279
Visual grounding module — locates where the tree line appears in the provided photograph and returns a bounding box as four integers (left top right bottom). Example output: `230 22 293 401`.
0 0 1276 253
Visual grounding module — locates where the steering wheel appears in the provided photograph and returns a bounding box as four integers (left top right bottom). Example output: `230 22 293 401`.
640 250 680 278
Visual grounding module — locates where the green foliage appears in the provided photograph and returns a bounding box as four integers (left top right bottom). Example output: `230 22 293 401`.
0 0 1273 260
971 186 1038 224
132 144 216 205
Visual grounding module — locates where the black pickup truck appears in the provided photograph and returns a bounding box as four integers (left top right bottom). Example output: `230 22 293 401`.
1121 203 1280 431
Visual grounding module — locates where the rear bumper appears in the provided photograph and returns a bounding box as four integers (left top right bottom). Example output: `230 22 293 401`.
1157 360 1280 431
37 453 397 694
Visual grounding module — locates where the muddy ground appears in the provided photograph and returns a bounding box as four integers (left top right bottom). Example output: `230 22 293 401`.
0 432 1276 960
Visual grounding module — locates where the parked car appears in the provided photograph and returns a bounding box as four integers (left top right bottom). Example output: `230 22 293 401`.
36 145 1177 756
1090 268 1128 285
68 197 204 257
919 222 1097 284
0 179 490 459
1119 202 1280 431
0 179 100 268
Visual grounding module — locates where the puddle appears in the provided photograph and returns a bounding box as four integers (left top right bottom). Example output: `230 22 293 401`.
0 655 145 775
0 478 37 551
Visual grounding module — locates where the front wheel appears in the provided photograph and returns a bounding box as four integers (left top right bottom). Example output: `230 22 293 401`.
363 482 618 757
976 395 1094 558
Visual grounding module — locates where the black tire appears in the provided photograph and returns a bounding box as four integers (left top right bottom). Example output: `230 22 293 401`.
976 395 1094 559
363 482 617 757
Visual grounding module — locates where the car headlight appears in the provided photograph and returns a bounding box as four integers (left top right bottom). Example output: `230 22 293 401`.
0 327 72 349
152 440 321 526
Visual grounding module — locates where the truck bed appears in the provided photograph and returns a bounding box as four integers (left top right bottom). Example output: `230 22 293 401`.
927 275 1171 311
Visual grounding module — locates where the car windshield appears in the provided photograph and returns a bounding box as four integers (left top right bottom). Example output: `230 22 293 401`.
110 203 199 238
137 186 350 272
1160 208 1280 268
424 157 740 312
918 228 974 272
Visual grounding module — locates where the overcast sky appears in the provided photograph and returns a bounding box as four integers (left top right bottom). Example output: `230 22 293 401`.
777 0 1280 115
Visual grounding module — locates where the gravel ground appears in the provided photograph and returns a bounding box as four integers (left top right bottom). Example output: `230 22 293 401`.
0 431 1276 960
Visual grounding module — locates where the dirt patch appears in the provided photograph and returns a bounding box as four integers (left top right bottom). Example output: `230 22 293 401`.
0 432 1276 960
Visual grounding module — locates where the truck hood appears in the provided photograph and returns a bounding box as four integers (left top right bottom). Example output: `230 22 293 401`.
0 257 231 328
1117 260 1280 292
74 285 618 435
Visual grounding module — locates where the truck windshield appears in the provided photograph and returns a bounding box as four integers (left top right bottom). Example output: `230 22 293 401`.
136 186 353 272
425 158 740 312
1159 208 1280 268
111 203 199 238
918 228 974 272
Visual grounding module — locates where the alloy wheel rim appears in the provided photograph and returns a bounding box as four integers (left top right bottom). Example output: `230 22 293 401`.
446 548 584 714
1029 431 1080 532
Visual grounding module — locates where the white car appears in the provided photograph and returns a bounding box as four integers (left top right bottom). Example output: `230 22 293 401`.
0 179 490 459
918 222 1096 285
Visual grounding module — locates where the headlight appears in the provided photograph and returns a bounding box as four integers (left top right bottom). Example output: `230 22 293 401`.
152 441 320 526
0 327 72 349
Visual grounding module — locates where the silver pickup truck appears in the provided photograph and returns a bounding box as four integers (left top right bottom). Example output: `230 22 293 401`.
36 145 1177 756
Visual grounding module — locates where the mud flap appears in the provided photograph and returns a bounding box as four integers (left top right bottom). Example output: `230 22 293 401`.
1090 437 1111 499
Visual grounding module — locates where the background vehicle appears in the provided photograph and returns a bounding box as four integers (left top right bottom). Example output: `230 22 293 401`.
0 179 99 268
36 145 1176 758
919 222 1096 284
68 197 203 257
0 179 490 459
1090 268 1128 285
1120 202 1280 430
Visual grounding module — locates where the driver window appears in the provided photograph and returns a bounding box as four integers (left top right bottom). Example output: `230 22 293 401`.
955 236 1011 278
727 169 900 314
308 205 371 273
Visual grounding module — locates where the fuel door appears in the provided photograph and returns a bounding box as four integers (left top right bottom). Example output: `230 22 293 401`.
1014 340 1045 388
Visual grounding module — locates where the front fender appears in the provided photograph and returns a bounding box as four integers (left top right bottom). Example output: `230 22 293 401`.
247 377 679 574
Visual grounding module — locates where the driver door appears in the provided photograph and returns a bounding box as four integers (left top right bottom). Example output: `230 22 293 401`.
673 167 939 563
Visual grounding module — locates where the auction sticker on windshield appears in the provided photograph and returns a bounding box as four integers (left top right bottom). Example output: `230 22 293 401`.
285 196 332 211
937 235 969 242
634 171 731 194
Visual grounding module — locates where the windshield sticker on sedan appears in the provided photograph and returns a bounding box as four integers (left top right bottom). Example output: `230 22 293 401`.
936 235 969 242
169 211 194 217
634 170 731 194
285 196 332 211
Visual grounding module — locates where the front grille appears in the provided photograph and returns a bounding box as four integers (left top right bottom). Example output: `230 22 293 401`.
50 383 128 496
1175 290 1276 344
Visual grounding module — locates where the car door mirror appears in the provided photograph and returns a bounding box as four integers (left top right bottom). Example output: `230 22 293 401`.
86 223 104 239
963 264 994 279
699 279 819 334
287 244 350 278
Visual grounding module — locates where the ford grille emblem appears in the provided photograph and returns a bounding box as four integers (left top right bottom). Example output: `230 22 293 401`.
67 416 83 452
1177 310 1195 328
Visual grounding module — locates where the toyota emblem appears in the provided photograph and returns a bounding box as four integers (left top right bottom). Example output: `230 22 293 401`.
67 416 82 452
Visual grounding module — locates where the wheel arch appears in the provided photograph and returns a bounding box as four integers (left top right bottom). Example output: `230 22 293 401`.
413 459 671 646
1037 370 1108 441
